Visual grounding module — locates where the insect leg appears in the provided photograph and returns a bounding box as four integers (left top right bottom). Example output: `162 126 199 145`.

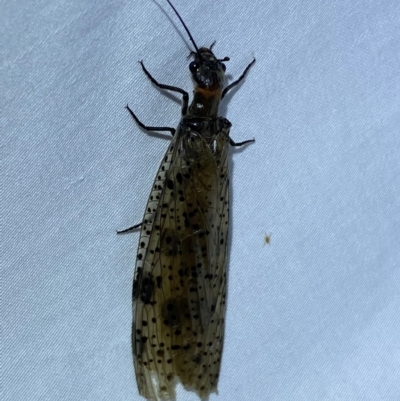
126 105 175 136
140 61 189 115
117 222 142 234
221 58 256 99
229 137 255 147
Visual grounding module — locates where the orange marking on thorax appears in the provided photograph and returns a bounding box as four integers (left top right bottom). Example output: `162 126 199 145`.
195 87 222 99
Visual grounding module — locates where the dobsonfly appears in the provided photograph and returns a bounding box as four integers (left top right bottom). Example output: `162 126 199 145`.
118 1 255 399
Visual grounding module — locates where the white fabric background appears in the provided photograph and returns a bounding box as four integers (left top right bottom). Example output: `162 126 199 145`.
2 0 400 400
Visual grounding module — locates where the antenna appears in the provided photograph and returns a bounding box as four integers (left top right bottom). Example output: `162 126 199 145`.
165 0 201 55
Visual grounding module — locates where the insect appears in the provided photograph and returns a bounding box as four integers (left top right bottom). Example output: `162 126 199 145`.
264 234 271 245
119 1 255 399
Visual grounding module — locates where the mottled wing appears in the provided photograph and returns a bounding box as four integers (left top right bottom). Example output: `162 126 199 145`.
133 117 231 400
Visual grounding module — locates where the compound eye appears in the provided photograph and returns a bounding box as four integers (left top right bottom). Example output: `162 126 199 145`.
221 63 226 72
189 61 198 73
